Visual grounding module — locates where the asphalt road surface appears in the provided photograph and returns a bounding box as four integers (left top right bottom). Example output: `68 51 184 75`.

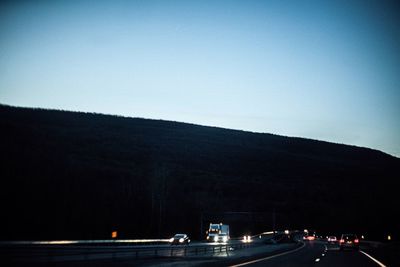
225 241 385 267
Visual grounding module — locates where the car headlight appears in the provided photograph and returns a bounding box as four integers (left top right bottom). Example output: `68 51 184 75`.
214 236 218 242
169 238 174 242
179 238 184 243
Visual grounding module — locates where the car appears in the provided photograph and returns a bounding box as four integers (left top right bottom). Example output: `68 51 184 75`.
327 236 337 243
242 235 252 243
339 234 359 250
169 234 190 245
303 231 316 241
303 234 315 241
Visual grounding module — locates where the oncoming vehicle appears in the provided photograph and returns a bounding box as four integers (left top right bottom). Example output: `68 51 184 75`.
339 234 359 250
216 233 229 242
243 235 252 243
169 234 190 245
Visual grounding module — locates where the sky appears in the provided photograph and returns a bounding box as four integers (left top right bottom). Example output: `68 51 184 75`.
1 0 399 157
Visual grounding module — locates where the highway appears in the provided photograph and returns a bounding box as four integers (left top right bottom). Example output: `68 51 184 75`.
3 235 395 266
225 241 386 267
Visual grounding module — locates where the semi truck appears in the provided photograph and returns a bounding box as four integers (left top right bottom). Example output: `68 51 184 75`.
206 223 230 242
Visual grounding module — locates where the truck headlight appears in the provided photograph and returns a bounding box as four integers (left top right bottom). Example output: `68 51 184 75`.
169 238 174 242
214 236 218 242
223 236 228 242
179 238 184 243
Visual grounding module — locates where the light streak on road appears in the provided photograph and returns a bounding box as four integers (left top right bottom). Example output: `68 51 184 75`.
0 239 171 245
360 250 387 267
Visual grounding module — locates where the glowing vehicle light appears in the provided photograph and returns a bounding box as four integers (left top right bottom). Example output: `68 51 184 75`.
111 231 117 239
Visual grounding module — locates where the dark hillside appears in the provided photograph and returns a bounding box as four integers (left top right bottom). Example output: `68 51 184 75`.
0 104 398 240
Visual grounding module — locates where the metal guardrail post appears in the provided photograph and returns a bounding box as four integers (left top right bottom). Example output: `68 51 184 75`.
184 247 187 256
84 247 88 260
48 248 53 262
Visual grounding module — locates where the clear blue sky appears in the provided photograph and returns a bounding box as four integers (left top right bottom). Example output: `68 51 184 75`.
1 0 399 157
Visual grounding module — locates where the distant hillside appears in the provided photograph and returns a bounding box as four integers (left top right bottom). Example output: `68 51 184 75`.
0 104 398 240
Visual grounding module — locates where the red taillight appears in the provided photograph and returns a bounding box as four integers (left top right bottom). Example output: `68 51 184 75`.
340 239 344 243
354 239 359 243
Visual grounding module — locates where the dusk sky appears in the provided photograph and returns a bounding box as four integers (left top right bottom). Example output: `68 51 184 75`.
1 0 399 157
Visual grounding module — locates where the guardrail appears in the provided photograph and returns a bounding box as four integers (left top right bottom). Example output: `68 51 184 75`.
0 230 278 247
4 242 257 263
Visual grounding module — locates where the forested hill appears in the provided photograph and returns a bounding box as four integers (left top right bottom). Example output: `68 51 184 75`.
0 104 398 240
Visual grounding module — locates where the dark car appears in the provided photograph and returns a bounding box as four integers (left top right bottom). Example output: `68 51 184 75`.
169 234 190 245
327 236 337 244
339 234 359 250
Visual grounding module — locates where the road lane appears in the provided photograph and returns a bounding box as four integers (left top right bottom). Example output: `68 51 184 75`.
316 244 381 267
226 240 389 267
229 241 323 267
228 242 306 267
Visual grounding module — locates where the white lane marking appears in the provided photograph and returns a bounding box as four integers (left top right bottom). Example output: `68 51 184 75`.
315 258 320 262
229 242 306 267
360 250 387 267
